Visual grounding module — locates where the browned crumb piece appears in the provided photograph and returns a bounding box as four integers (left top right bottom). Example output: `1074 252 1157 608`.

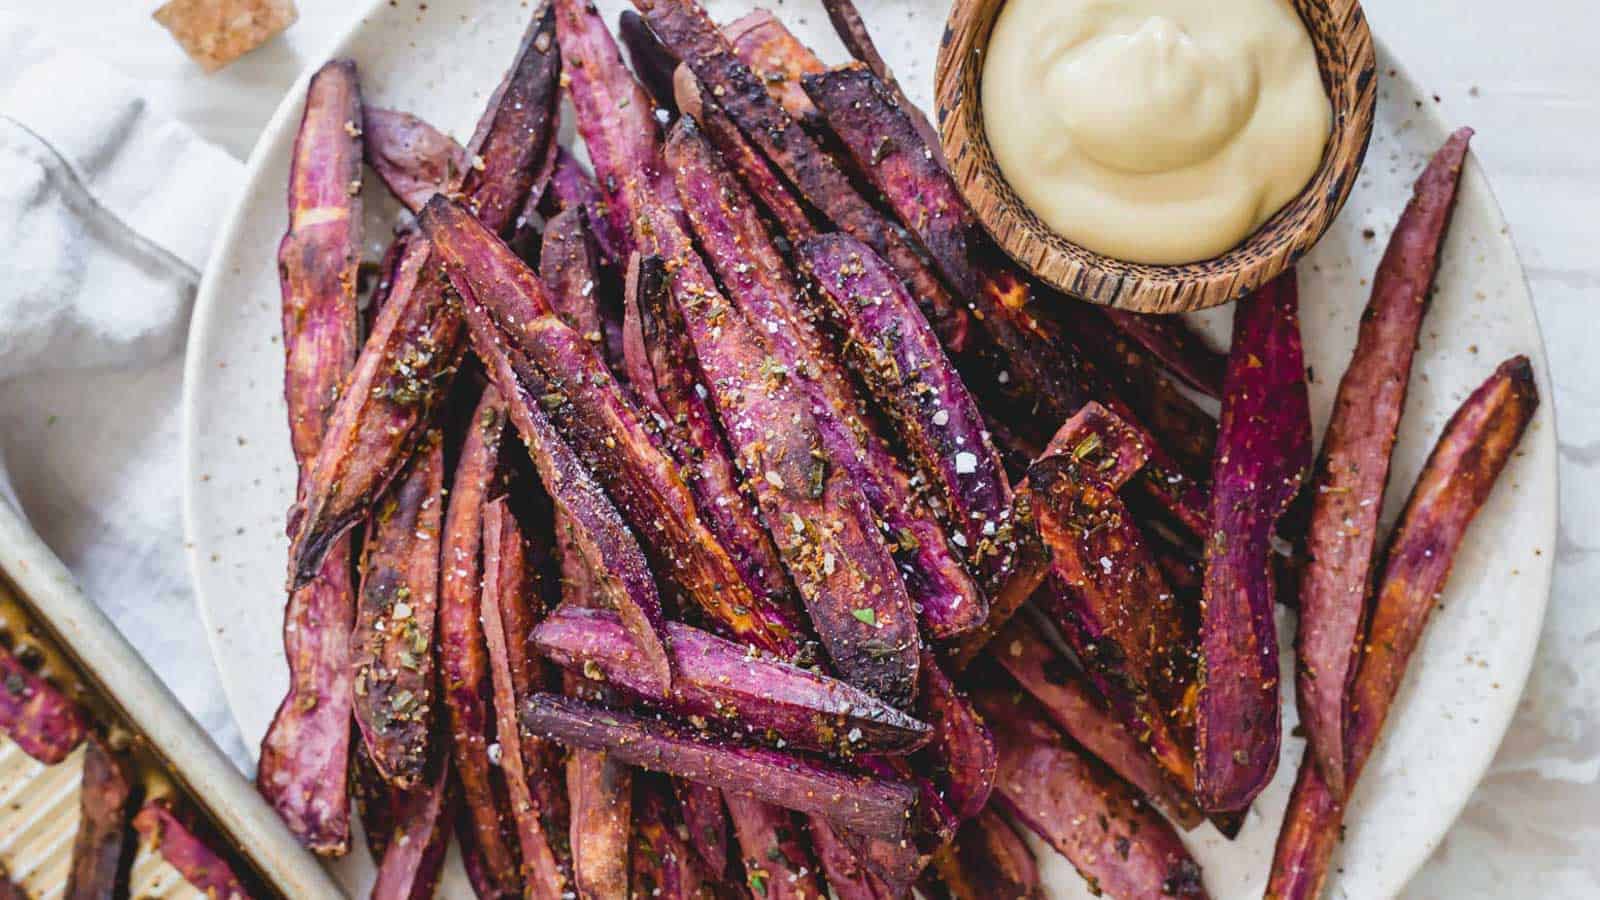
153 0 297 73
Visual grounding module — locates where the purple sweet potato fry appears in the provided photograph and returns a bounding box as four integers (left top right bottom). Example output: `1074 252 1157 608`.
370 760 454 900
555 0 674 259
675 780 731 880
619 9 681 116
662 118 983 638
531 607 932 756
351 435 444 790
816 0 944 165
540 206 608 347
1196 272 1312 813
802 64 975 299
624 251 800 622
0 645 86 764
929 808 1042 900
971 687 1209 900
801 234 1012 582
1102 309 1226 400
438 386 521 896
987 620 1204 830
808 815 895 900
1267 356 1536 899
567 742 634 900
842 755 956 894
265 58 363 855
725 794 824 900
721 10 825 127
1027 402 1200 794
538 147 628 269
480 497 568 899
522 694 918 840
131 801 253 900
633 0 970 351
632 777 720 899
1295 128 1473 797
636 197 920 707
672 66 816 245
65 737 131 900
914 652 995 821
362 107 467 212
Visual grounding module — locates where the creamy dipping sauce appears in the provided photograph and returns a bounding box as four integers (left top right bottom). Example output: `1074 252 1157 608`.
982 0 1331 264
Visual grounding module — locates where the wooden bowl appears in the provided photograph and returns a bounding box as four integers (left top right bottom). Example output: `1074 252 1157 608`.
935 0 1378 312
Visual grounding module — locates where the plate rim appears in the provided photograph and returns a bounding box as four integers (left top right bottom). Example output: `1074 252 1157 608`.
178 3 1560 894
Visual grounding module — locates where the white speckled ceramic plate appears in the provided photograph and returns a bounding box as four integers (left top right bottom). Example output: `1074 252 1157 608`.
181 1 1558 896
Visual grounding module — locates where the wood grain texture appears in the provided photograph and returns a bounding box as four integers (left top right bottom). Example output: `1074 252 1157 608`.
935 0 1377 312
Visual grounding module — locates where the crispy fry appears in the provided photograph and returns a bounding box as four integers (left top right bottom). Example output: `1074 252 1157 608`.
987 621 1204 829
722 11 825 128
351 436 443 790
663 119 984 637
843 756 956 893
807 815 894 900
438 387 522 895
370 760 454 900
362 107 467 212
930 808 1042 900
801 234 1013 581
725 795 824 900
972 687 1208 899
532 607 932 756
675 780 731 880
523 693 918 840
625 252 800 621
637 195 920 706
634 0 970 350
0 645 86 764
619 9 681 116
914 652 995 820
1295 129 1473 796
672 66 816 245
131 801 253 900
802 64 975 299
1102 309 1226 400
567 741 633 900
632 777 719 898
264 58 364 854
65 737 131 900
1197 272 1312 813
1267 356 1536 900
540 207 608 346
538 148 628 269
815 0 944 164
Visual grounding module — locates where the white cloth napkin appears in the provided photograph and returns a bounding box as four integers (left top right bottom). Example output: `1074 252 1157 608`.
0 13 250 765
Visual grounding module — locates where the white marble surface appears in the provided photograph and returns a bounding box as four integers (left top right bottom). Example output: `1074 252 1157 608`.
6 0 1597 896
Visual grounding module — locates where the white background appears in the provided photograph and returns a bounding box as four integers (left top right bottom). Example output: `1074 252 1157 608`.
9 0 1599 895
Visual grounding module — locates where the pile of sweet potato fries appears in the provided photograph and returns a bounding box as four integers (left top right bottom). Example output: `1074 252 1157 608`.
265 1 1537 897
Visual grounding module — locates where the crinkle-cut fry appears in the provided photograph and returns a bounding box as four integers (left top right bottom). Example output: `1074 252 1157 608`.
929 808 1043 900
802 64 976 299
351 435 444 789
672 66 816 245
131 800 254 900
1197 272 1312 813
662 119 982 638
1295 128 1473 797
801 234 1013 583
987 621 1204 829
1024 402 1200 794
420 196 675 691
971 687 1209 900
725 794 824 900
637 196 920 707
370 759 454 900
1102 309 1226 400
633 0 970 351
532 607 932 756
437 386 522 896
914 652 995 821
1268 355 1536 900
0 644 86 765
362 107 466 212
721 10 825 128
480 497 568 899
625 252 800 620
523 693 919 841
65 737 131 900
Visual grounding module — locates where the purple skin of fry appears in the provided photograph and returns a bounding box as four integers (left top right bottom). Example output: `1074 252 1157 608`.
520 693 918 841
801 64 976 299
673 780 730 879
914 652 996 821
361 107 467 212
65 737 131 900
725 794 824 900
972 688 1210 900
0 646 86 765
815 0 946 164
266 58 363 855
807 815 895 900
539 206 608 346
1268 355 1536 899
618 9 681 115
131 802 254 900
663 118 985 639
1295 128 1473 797
1197 271 1313 813
530 607 932 756
538 147 627 269
800 234 1013 583
1102 309 1226 400
370 760 454 900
